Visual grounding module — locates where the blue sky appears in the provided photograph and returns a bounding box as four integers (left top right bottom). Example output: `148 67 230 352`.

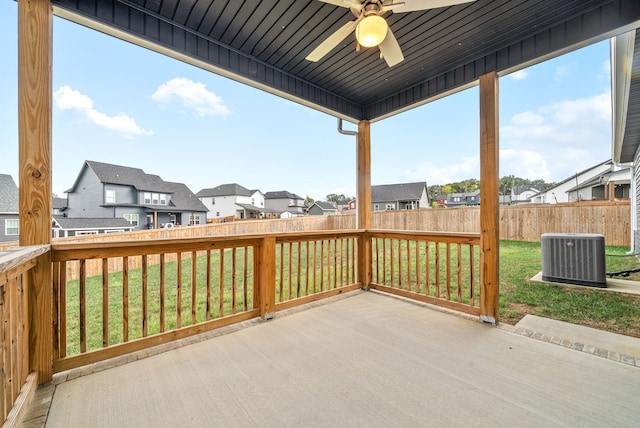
0 2 612 201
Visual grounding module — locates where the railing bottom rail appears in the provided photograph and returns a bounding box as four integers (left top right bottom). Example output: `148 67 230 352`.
369 283 481 316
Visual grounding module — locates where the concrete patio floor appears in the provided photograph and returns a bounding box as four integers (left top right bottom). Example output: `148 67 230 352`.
25 290 640 427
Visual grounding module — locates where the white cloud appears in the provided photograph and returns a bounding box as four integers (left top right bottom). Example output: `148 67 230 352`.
405 157 479 184
152 77 231 119
508 70 529 81
53 85 153 137
500 90 611 181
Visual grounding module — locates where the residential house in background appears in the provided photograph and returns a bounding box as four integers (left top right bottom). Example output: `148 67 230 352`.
65 160 207 229
52 216 136 238
510 184 545 204
264 191 305 217
196 184 264 220
371 182 429 211
530 160 627 204
307 201 338 216
52 197 67 215
0 174 19 242
435 190 479 208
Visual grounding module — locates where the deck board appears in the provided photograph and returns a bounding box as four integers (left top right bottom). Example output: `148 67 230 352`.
43 291 640 427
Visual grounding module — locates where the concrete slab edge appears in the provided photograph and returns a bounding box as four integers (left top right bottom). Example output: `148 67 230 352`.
507 325 640 368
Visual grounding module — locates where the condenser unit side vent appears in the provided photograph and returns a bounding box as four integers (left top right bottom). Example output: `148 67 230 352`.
541 233 606 288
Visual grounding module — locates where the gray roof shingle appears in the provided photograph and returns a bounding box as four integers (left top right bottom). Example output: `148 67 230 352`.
196 183 252 198
53 216 135 230
264 191 302 200
371 182 426 203
82 160 172 193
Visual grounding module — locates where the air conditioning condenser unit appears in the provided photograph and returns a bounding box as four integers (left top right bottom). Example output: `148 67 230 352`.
541 233 606 288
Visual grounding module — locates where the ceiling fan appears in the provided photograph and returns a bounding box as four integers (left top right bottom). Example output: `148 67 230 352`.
306 0 476 67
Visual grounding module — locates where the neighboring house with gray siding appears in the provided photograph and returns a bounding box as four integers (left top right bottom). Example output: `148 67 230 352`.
65 160 207 230
0 174 19 242
371 182 429 211
308 201 338 216
264 191 305 216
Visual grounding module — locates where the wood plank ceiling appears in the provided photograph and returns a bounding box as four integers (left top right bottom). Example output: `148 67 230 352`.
52 0 640 123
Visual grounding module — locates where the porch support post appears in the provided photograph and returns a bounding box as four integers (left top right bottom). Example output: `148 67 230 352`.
18 0 53 382
479 72 499 325
258 236 276 319
357 120 372 289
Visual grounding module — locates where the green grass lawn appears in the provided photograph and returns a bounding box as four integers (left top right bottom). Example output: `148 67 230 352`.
499 240 640 337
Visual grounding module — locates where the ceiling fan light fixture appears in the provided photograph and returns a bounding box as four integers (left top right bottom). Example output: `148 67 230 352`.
355 15 387 47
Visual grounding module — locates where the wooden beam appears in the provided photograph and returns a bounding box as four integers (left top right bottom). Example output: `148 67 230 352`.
18 0 53 383
357 120 371 289
479 72 499 324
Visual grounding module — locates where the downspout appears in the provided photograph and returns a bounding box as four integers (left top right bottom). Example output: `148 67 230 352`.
336 118 360 227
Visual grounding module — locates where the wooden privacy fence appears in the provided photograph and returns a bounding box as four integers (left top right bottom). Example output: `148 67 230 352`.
328 201 630 246
0 245 49 426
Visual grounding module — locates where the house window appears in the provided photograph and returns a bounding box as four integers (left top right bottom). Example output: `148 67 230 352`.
123 214 139 226
189 215 201 225
211 198 215 205
144 192 151 204
169 214 176 224
152 193 159 204
385 204 395 210
5 219 19 235
76 230 99 236
105 189 116 203
453 197 461 202
159 194 167 205
373 204 380 211
216 212 220 217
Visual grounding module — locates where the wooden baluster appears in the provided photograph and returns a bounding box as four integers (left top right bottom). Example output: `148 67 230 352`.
60 261 67 358
52 262 60 360
446 243 451 301
191 250 198 324
457 244 463 303
243 246 249 312
296 242 301 297
425 242 430 296
142 255 148 337
176 252 182 328
312 241 317 293
333 239 338 289
122 257 128 342
288 243 293 300
469 245 475 307
382 238 387 286
102 258 109 347
279 243 284 302
219 249 225 317
231 248 237 314
305 241 310 296
390 239 395 288
434 243 440 298
320 240 325 292
79 260 86 353
159 254 165 331
415 240 420 293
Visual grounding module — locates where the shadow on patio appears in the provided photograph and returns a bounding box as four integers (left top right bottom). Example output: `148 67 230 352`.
26 290 640 427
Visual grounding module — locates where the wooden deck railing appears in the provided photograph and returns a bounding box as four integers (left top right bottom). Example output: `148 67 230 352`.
0 245 49 425
368 231 481 316
50 231 362 372
275 232 361 311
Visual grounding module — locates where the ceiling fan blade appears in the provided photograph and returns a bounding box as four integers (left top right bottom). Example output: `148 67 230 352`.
306 20 359 62
384 0 476 13
318 0 363 10
378 27 404 67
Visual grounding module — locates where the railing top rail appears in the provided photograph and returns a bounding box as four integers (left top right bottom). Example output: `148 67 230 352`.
368 230 481 244
50 230 368 261
0 244 50 276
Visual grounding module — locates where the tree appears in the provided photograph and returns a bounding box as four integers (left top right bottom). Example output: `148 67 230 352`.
326 194 353 204
305 195 315 205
